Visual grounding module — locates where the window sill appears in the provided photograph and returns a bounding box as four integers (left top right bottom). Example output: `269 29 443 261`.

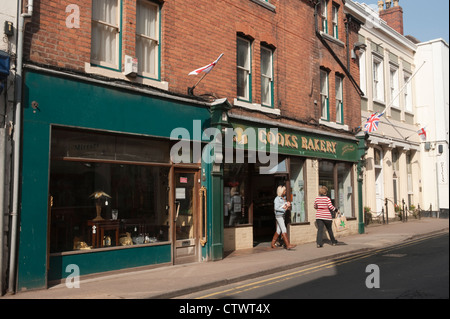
289 222 310 226
234 98 281 116
85 63 169 91
373 99 385 106
319 119 349 131
250 0 276 12
50 240 171 256
224 223 252 228
319 31 345 47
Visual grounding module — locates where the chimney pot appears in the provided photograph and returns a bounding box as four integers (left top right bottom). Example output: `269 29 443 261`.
385 0 391 9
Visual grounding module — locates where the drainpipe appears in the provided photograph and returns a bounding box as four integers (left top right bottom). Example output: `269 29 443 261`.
345 15 350 70
8 0 33 294
0 128 5 295
314 0 364 97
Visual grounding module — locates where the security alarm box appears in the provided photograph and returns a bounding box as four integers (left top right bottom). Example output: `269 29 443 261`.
124 55 138 77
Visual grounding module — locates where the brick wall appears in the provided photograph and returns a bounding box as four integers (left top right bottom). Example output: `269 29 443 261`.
23 0 362 132
24 0 91 71
380 6 404 35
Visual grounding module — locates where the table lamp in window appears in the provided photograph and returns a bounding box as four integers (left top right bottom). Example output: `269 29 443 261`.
89 191 112 221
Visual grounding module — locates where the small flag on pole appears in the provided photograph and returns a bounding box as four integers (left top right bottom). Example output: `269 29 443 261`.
417 127 427 141
363 111 384 133
189 53 224 75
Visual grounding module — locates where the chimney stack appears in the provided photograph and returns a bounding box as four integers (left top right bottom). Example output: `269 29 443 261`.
378 0 404 35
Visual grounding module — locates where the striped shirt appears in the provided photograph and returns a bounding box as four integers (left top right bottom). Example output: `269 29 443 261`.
314 195 336 220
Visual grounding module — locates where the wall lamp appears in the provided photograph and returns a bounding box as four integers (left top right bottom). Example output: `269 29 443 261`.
352 42 367 59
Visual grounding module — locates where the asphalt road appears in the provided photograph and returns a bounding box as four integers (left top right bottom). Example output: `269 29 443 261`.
179 233 449 299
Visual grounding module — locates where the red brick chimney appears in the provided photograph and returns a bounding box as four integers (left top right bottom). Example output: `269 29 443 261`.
378 0 404 35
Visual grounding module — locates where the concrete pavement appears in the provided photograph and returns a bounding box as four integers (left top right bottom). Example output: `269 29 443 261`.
2 217 448 299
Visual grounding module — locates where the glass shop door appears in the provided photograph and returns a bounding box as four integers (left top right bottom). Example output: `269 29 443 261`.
173 170 200 264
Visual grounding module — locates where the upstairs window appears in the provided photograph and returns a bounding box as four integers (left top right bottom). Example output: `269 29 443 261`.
320 69 329 121
321 0 328 33
136 0 160 79
372 56 384 102
332 4 339 39
260 46 274 107
237 37 252 101
404 73 412 112
335 75 343 124
91 0 121 69
389 66 399 108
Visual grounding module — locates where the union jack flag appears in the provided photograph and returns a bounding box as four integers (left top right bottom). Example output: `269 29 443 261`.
363 111 384 133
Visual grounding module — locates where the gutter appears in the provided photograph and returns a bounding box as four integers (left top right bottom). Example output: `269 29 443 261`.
8 0 33 294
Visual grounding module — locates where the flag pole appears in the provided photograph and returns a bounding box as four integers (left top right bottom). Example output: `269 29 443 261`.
381 61 426 115
360 61 426 138
193 72 208 90
188 73 207 95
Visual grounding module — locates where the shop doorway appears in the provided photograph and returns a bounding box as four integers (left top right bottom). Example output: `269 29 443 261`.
173 170 200 264
252 172 288 243
374 148 384 215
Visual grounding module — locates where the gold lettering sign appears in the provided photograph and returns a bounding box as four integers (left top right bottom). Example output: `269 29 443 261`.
231 123 358 161
253 128 337 154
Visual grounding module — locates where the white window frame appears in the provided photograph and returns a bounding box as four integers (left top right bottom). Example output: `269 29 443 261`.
404 72 413 113
260 46 273 107
136 0 160 80
335 75 343 124
237 37 252 102
372 55 384 103
389 64 399 108
321 0 328 33
320 69 329 121
91 0 121 70
332 4 339 39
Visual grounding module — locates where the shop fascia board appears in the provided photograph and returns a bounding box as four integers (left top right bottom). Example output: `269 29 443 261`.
368 134 420 151
228 113 358 142
24 63 213 109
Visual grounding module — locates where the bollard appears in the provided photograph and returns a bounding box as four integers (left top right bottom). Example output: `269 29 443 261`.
385 198 389 224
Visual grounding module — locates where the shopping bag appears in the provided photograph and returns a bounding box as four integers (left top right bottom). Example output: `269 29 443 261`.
334 213 348 232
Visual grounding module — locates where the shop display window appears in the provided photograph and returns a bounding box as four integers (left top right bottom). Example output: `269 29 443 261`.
319 160 354 217
49 128 170 253
223 163 250 226
290 158 306 223
319 160 335 204
337 163 353 218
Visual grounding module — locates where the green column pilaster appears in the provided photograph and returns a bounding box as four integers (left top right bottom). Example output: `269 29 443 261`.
210 167 224 260
208 99 232 261
356 131 368 234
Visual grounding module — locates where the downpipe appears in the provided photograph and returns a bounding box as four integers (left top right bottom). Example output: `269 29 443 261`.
7 0 33 295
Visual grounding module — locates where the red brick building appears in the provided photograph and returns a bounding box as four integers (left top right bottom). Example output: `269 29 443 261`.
10 0 365 291
24 0 363 130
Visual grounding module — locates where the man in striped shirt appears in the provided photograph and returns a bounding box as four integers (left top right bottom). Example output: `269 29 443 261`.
314 186 338 248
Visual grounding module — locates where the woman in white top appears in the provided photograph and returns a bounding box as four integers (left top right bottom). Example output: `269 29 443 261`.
272 186 296 250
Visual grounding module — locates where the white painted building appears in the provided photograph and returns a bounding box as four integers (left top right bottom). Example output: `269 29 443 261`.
415 38 449 215
346 0 423 220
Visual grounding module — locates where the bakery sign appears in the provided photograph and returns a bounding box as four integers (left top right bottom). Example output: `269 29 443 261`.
230 121 359 162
